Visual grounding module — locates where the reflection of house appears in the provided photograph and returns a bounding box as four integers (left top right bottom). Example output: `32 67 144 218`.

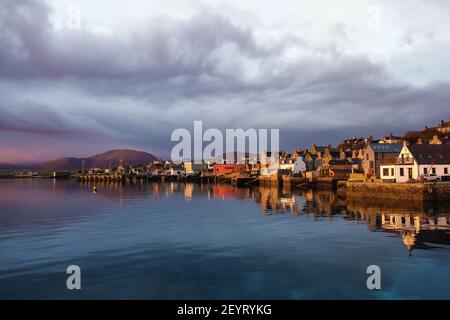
184 183 194 200
255 186 301 214
363 143 403 177
302 190 339 216
381 213 450 253
381 214 421 233
380 143 450 183
210 184 250 200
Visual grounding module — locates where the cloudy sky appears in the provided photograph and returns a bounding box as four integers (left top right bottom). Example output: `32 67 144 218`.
1 0 449 163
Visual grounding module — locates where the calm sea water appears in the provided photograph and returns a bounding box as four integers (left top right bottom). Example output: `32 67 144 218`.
0 179 449 299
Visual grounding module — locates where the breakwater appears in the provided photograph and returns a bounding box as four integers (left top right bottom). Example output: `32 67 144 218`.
342 181 450 202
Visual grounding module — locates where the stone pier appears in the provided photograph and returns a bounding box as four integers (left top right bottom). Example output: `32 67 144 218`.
344 181 450 202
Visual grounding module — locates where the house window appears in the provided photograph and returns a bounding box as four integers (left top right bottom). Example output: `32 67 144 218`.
432 168 436 174
445 168 449 175
390 168 394 176
383 168 389 176
369 161 374 169
400 168 404 176
424 168 428 175
366 153 369 160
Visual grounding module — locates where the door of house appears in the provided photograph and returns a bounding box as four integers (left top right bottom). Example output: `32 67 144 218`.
408 168 413 179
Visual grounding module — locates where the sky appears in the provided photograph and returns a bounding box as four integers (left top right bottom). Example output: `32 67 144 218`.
1 0 450 163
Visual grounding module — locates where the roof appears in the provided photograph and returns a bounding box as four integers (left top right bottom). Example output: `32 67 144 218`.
370 143 403 153
213 164 246 167
330 151 341 158
331 168 363 173
313 146 328 153
344 151 353 157
383 134 403 139
329 159 351 165
305 153 318 160
409 144 450 165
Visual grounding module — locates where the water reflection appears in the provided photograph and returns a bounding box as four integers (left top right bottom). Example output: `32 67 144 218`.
1 179 450 299
75 180 450 254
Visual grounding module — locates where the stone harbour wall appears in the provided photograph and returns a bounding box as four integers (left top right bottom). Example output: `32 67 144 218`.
343 181 450 202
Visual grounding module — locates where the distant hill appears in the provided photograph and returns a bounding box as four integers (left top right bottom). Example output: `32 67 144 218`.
41 149 158 171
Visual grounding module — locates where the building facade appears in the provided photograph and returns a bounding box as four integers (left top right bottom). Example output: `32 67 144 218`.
380 144 450 182
362 143 403 177
213 164 247 176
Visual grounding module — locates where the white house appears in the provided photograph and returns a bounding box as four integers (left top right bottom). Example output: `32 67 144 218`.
380 143 450 183
279 157 306 174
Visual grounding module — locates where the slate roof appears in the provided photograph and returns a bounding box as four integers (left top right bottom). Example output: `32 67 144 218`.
409 144 450 165
329 159 351 165
370 143 403 153
313 146 328 154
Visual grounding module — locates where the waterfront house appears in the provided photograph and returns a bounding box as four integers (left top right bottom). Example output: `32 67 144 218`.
320 159 363 180
279 156 306 174
379 133 404 144
339 136 371 151
362 143 403 177
437 120 450 134
380 143 450 183
329 168 364 180
311 144 330 155
315 147 339 168
404 120 450 145
213 164 247 176
165 163 184 176
184 162 210 175
428 135 443 144
302 150 321 171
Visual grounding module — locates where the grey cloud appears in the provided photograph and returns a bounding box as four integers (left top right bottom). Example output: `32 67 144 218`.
0 0 312 98
0 0 449 157
0 0 50 78
0 102 116 137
